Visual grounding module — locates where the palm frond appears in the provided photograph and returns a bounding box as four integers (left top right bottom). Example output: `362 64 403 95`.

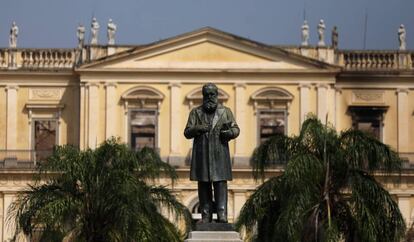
150 186 192 234
348 169 405 242
9 139 188 241
251 134 296 180
341 129 402 173
238 116 405 242
236 176 283 234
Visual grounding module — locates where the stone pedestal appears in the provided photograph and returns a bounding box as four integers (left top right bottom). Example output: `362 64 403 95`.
185 223 243 242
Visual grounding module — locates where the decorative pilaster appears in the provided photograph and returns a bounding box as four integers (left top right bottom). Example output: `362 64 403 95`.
299 83 311 125
168 82 182 166
87 83 100 148
233 83 248 167
397 88 409 153
0 193 3 241
105 82 117 139
317 84 329 121
3 192 15 241
79 84 86 149
233 190 246 220
5 85 18 150
334 87 342 131
398 194 411 226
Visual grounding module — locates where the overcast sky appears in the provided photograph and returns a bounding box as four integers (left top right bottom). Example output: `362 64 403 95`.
0 0 413 50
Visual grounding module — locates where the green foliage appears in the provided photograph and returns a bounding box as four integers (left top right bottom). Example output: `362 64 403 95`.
236 116 405 242
8 138 191 242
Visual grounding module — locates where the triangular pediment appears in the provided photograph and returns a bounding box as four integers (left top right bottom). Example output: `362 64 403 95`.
77 27 338 72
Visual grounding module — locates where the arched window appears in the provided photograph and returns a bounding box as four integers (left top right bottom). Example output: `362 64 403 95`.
121 86 164 150
251 87 293 144
185 86 229 110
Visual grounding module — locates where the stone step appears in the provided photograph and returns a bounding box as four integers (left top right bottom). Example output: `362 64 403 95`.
185 231 243 242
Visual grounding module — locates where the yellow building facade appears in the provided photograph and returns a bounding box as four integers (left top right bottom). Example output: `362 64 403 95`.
0 27 414 240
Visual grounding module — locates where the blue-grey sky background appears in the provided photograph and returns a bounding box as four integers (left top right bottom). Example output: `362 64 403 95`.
0 0 413 50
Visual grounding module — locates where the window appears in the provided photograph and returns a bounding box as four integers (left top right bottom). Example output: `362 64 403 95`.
250 87 293 144
349 106 387 140
25 103 63 163
121 86 164 151
33 119 57 161
258 110 287 143
129 110 157 150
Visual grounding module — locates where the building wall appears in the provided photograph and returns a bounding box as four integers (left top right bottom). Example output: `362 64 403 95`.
0 29 414 241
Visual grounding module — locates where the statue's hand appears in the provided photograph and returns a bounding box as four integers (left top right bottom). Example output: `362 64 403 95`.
220 130 233 142
195 124 210 135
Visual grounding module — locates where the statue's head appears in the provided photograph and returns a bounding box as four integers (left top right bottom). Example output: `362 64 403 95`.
202 83 218 113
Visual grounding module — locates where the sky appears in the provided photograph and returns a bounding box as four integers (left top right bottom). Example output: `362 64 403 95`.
0 0 413 50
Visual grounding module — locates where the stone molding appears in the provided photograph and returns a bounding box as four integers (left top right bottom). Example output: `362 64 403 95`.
5 85 18 91
396 88 409 94
168 82 182 88
29 88 62 100
104 82 117 88
351 90 385 105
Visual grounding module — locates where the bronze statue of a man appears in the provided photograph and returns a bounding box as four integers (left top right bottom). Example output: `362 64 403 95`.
184 83 239 223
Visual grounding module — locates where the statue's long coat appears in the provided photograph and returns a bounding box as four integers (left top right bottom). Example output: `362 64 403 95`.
184 105 239 182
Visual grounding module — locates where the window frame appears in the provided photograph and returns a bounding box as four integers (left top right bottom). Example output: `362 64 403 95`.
256 109 288 145
348 106 387 141
127 108 159 151
31 118 59 150
31 118 59 163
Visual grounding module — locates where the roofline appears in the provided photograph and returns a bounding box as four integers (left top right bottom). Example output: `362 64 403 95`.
75 68 340 75
77 27 341 71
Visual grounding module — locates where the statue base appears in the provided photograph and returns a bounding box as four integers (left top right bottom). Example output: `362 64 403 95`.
185 223 242 242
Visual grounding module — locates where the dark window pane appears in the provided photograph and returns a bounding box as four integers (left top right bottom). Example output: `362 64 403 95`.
357 121 380 139
130 110 157 150
259 111 286 143
34 120 56 161
349 106 384 140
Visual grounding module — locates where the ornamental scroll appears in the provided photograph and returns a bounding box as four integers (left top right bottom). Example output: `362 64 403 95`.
351 90 385 105
29 88 63 101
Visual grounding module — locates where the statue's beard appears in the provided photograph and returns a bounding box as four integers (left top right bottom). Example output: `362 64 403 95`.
203 100 217 113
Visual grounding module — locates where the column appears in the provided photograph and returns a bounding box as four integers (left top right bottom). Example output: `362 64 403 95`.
233 190 246 220
168 83 182 166
0 193 3 242
105 82 117 139
234 83 248 167
6 85 18 150
3 192 15 241
398 195 411 226
397 88 409 153
79 84 86 149
334 87 342 131
87 83 99 148
299 83 311 125
317 84 329 122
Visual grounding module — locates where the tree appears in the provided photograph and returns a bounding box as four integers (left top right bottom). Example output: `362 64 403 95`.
236 116 405 242
8 139 191 242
